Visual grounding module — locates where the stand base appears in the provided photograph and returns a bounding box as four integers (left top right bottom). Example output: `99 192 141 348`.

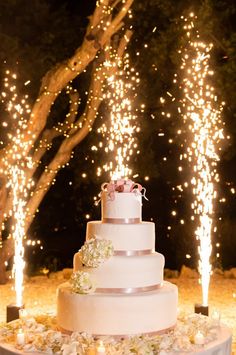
6 304 24 323
194 303 209 316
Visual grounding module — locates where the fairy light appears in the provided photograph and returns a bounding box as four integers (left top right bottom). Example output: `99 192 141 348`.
1 70 34 306
179 14 224 306
0 0 134 190
0 0 135 260
97 52 139 180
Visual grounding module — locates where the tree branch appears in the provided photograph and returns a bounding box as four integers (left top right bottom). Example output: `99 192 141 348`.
32 90 80 171
0 0 133 167
0 0 134 283
101 0 133 45
25 29 132 230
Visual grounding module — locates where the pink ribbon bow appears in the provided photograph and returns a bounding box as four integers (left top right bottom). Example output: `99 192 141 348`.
101 179 145 200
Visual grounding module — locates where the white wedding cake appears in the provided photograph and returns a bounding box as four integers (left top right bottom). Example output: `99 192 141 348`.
57 179 178 336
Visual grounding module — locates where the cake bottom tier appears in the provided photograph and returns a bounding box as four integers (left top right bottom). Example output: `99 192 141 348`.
57 281 178 336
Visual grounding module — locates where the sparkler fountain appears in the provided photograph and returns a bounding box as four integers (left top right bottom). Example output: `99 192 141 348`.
6 165 27 321
178 14 224 314
97 52 139 180
1 70 33 321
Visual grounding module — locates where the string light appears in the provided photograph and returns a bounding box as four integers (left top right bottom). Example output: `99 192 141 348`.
0 0 135 258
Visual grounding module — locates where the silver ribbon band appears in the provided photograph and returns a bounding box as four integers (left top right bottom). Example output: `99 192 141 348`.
59 325 175 338
102 217 141 224
95 284 161 294
114 249 153 256
92 325 175 339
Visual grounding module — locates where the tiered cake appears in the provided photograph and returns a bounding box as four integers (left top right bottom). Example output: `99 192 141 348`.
57 180 178 336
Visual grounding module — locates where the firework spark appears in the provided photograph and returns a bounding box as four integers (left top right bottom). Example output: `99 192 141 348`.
179 13 224 306
96 53 139 180
1 70 33 306
10 166 26 306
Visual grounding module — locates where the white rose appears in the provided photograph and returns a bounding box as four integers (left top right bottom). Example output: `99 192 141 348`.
62 341 79 355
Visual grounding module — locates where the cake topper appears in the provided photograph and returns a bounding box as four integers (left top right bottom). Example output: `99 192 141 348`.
101 178 148 200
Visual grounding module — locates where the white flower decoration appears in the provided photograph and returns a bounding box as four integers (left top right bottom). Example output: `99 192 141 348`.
62 341 79 355
79 237 114 268
70 271 95 294
0 312 220 354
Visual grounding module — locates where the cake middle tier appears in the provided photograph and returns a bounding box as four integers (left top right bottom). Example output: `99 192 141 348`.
73 252 164 288
86 221 155 251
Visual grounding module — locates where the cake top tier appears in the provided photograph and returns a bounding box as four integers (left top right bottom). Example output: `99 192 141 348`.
101 179 144 223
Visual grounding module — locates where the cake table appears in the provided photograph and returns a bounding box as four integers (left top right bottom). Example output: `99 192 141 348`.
0 181 233 353
0 324 232 354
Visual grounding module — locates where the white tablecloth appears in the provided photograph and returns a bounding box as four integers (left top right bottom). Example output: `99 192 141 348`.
0 326 232 355
169 326 232 355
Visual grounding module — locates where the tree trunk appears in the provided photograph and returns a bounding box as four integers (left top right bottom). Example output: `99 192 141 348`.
0 0 133 284
0 238 14 284
0 263 7 285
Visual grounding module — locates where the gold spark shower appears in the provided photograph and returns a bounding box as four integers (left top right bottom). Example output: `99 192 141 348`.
179 14 224 306
1 70 33 306
96 53 139 180
10 166 26 306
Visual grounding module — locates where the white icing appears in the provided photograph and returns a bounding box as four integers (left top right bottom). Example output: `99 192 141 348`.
101 191 142 221
86 221 155 251
57 182 179 336
74 252 164 288
57 281 178 335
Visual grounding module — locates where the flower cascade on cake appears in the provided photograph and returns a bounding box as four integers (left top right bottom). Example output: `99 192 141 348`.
71 271 95 294
79 238 114 268
70 238 114 294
